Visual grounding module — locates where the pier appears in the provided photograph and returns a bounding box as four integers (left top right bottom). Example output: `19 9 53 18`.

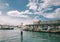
24 20 60 32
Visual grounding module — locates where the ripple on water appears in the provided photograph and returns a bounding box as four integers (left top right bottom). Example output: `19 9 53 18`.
0 29 60 42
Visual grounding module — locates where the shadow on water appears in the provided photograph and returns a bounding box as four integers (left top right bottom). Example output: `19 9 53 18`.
23 31 60 42
37 32 60 42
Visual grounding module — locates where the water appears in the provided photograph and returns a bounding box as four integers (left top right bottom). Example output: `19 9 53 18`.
0 28 60 42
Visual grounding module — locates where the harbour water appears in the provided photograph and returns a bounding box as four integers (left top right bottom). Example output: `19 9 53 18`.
0 28 60 42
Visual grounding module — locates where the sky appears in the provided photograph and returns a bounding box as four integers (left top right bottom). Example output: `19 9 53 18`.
0 0 60 25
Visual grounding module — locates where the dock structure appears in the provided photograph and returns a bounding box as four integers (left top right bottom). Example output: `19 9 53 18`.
25 20 60 32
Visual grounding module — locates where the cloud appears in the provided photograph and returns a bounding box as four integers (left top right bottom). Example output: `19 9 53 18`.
43 8 60 18
0 15 21 25
27 0 60 19
7 10 21 15
0 15 33 25
40 0 60 19
20 10 32 14
0 0 60 25
27 0 60 12
33 16 40 21
27 0 38 11
7 10 29 18
6 0 60 21
39 0 60 9
0 15 34 25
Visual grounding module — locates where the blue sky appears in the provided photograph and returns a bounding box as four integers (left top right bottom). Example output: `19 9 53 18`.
0 0 60 25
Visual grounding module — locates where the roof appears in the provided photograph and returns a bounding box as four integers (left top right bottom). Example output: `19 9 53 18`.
26 20 60 26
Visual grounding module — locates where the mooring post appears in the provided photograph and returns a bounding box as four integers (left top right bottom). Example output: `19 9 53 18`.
21 31 23 42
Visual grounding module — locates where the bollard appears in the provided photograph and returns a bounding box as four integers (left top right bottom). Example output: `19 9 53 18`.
21 31 23 42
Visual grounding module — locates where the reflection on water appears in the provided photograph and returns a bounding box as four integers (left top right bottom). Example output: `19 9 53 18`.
0 28 60 42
